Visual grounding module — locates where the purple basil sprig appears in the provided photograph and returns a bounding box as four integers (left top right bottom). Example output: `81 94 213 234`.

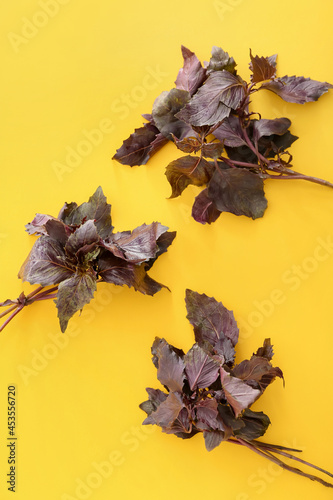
140 289 333 488
114 46 333 224
0 187 176 333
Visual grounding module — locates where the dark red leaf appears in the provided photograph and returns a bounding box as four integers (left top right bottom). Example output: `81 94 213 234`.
261 75 333 104
184 344 220 391
185 289 239 347
191 189 222 225
220 367 261 417
175 71 245 126
208 167 268 219
113 122 167 166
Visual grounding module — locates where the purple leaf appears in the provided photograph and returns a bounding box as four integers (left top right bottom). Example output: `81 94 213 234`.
97 251 167 295
213 114 247 147
184 344 220 391
65 220 100 257
25 213 57 235
152 88 192 139
214 337 236 366
106 222 169 264
45 219 69 245
61 187 112 239
261 75 333 104
18 236 74 286
146 230 177 270
208 167 268 219
175 71 245 126
56 269 97 332
254 338 274 361
175 45 207 96
203 430 225 451
150 392 184 428
232 356 283 392
235 409 271 440
206 46 237 75
220 367 261 417
140 388 168 424
113 122 168 166
185 289 239 348
252 117 291 142
192 189 222 225
249 50 277 83
58 202 78 223
195 399 219 430
151 337 185 369
151 337 185 392
165 155 214 198
163 407 192 435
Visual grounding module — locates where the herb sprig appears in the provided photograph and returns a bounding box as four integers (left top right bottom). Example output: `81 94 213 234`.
0 187 176 333
140 289 333 487
114 46 333 223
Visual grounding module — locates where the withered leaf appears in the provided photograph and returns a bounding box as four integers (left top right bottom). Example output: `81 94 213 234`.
165 155 214 198
249 50 277 83
171 135 202 154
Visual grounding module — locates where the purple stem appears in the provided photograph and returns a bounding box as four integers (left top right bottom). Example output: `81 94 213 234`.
263 171 333 188
0 306 24 333
0 285 59 333
0 303 18 319
230 438 333 488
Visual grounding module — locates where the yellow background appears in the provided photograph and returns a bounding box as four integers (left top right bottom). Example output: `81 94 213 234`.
1 1 333 499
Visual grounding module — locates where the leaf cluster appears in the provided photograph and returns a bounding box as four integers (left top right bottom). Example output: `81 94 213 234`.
140 290 283 450
140 290 333 487
114 46 333 223
1 187 176 332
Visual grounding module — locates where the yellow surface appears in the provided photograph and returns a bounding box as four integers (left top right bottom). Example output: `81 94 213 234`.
1 1 333 499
